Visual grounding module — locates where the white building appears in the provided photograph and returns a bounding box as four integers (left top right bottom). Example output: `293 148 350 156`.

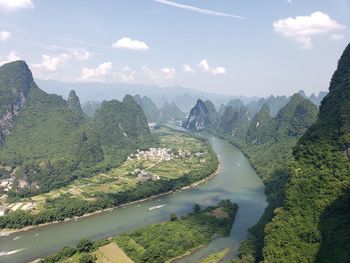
0 207 5 216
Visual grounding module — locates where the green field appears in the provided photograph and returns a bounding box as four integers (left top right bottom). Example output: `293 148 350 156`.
3 127 214 215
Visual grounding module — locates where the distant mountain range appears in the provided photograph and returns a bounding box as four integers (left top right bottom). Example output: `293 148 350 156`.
36 79 325 113
35 79 258 112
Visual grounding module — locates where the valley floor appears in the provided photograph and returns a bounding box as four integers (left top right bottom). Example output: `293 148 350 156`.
0 127 219 231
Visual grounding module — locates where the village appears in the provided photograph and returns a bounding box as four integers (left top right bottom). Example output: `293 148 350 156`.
127 147 204 181
0 146 206 217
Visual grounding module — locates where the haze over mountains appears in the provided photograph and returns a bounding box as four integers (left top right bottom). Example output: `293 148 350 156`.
36 79 327 113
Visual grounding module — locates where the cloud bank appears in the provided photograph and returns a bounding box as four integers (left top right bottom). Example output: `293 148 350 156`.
273 11 346 49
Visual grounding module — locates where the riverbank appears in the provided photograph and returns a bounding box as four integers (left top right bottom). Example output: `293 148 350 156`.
0 160 221 236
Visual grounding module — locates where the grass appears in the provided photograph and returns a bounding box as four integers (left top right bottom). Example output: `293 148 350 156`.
94 242 134 263
200 248 230 263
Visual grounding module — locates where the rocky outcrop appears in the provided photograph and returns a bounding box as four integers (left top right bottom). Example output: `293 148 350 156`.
183 99 212 131
67 90 83 113
0 61 34 145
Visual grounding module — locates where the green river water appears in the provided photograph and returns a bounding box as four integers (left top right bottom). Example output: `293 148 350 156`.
0 136 267 263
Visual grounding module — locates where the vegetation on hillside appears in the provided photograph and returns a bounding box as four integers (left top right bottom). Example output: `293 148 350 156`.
262 43 350 263
116 200 237 263
214 94 319 262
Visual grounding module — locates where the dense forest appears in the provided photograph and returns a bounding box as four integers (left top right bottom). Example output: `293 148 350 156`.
261 42 350 262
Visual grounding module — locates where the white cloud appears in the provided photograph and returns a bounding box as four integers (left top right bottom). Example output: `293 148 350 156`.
0 50 20 66
141 66 176 82
114 66 136 82
153 0 244 19
198 59 226 75
212 67 227 75
273 11 347 49
80 62 112 80
183 64 194 74
198 59 210 72
112 37 149 51
32 53 70 71
71 49 91 60
286 0 292 4
160 67 176 79
0 0 33 10
0 30 11 42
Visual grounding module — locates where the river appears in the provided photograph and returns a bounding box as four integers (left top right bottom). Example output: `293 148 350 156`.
0 136 267 263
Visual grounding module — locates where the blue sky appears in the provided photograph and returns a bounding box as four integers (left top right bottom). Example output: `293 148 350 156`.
0 0 349 97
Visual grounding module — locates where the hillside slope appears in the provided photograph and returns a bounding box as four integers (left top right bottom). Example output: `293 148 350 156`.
263 43 350 262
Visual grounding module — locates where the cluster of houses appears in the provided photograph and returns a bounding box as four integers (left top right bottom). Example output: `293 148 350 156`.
148 122 159 131
0 177 13 192
131 169 160 181
127 147 173 162
127 147 206 165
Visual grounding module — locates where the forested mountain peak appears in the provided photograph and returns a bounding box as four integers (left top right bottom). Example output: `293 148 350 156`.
246 103 275 144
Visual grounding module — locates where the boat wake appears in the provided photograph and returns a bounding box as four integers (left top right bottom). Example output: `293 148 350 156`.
148 204 166 211
13 236 21 241
0 248 27 256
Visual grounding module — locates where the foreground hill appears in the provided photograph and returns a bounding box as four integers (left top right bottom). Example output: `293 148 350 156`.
263 43 350 262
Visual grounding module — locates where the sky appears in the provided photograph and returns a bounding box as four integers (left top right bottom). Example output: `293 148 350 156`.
0 0 349 97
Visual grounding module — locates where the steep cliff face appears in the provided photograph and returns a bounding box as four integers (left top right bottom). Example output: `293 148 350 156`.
0 61 34 145
67 90 84 115
183 99 212 131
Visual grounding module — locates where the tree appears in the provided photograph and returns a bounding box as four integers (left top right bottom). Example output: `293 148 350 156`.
193 204 201 214
76 239 93 253
170 213 178 221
